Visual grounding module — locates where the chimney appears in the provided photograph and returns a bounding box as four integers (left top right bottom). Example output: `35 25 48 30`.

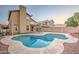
19 5 26 11
19 5 27 33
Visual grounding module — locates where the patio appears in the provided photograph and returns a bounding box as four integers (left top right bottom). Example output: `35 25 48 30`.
0 36 9 54
1 34 78 54
0 32 79 54
63 33 79 54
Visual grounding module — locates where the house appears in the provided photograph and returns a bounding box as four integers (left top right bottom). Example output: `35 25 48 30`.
8 5 38 35
33 20 54 32
38 20 54 28
0 24 2 32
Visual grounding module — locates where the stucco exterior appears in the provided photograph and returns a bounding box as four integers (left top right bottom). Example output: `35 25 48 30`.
8 5 37 35
0 24 2 32
39 20 54 27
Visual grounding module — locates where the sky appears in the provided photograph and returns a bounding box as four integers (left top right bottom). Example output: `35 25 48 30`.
0 5 79 25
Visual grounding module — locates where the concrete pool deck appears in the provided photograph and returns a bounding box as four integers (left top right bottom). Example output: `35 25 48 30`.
0 36 9 54
1 32 78 54
63 33 79 54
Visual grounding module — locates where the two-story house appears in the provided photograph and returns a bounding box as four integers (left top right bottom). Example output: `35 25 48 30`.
8 5 38 35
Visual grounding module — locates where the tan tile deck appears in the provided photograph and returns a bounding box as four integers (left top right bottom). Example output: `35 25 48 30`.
0 36 9 54
0 33 79 54
62 33 79 54
1 32 78 54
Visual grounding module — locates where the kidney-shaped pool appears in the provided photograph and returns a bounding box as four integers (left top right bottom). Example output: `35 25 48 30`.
12 34 68 48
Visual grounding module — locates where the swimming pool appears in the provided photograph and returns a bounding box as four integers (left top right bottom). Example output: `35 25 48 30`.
12 34 68 48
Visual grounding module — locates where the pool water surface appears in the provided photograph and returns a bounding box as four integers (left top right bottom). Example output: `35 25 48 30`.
12 34 68 48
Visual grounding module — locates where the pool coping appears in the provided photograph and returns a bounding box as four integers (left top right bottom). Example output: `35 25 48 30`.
1 32 78 54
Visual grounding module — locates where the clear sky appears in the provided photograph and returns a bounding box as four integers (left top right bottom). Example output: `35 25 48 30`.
0 5 79 25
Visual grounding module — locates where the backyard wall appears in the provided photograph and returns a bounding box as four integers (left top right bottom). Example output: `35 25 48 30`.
40 26 79 34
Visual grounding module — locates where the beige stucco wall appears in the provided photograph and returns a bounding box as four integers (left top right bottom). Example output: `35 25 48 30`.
19 5 37 33
0 24 2 32
40 26 79 34
19 6 31 33
8 5 38 34
8 12 19 34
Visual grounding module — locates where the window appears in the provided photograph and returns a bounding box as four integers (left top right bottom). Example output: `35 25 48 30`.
15 27 17 31
14 24 17 31
26 25 29 31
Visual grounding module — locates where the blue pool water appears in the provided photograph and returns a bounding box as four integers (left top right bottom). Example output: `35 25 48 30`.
12 34 68 48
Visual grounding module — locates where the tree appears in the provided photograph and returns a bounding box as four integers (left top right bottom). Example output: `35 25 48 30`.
65 17 78 27
74 13 79 24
